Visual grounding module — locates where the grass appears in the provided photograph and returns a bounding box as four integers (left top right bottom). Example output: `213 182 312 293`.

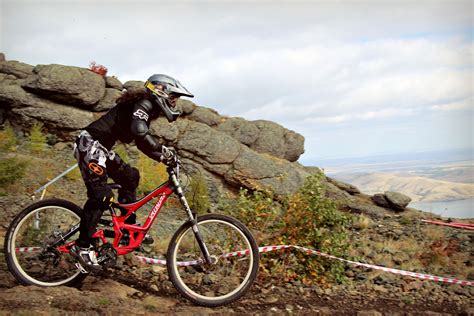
98 297 110 305
352 214 373 230
29 122 47 154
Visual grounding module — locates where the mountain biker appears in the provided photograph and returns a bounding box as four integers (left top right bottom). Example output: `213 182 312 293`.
70 74 194 270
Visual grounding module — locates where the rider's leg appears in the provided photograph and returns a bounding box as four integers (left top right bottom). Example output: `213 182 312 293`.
72 131 114 267
107 154 140 224
77 182 114 247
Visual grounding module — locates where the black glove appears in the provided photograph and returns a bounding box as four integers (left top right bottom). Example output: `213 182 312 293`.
159 146 176 165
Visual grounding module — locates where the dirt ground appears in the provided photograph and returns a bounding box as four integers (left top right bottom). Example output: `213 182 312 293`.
0 254 472 316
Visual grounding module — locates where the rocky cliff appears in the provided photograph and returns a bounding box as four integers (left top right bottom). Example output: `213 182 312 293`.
0 56 411 214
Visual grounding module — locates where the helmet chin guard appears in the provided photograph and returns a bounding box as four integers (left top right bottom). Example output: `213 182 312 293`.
151 94 181 122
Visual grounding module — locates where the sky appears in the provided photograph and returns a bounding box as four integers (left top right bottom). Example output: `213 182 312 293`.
1 0 473 165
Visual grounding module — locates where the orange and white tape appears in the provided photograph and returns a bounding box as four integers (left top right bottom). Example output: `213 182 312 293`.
422 219 474 231
136 245 474 286
16 245 473 286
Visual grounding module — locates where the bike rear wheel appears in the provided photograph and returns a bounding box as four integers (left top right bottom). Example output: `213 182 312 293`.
167 214 259 307
4 199 87 286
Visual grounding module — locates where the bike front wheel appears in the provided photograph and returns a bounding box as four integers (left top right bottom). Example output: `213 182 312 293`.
167 214 259 307
4 199 87 287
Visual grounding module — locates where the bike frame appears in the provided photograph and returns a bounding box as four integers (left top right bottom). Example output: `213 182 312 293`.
99 180 175 255
56 165 210 259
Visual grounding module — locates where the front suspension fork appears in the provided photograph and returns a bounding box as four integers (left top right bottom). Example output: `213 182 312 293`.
171 174 213 264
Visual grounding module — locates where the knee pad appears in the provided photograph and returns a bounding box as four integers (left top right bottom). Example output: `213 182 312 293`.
112 164 140 191
86 184 114 210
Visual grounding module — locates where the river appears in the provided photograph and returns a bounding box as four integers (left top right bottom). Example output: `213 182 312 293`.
409 198 473 219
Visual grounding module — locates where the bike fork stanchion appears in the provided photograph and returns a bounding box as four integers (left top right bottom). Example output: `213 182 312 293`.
170 171 213 265
191 225 213 264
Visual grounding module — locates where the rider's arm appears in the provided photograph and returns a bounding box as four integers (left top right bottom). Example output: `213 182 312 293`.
131 99 163 161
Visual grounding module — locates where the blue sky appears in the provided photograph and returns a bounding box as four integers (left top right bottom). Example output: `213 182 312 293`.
1 0 472 164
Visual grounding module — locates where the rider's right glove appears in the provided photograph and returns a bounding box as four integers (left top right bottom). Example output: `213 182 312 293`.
159 145 176 166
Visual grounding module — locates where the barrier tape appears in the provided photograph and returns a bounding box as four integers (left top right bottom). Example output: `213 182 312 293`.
422 219 474 231
135 245 474 286
16 245 474 286
15 245 473 286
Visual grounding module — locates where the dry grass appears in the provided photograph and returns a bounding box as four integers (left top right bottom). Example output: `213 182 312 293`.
422 226 446 241
352 214 373 230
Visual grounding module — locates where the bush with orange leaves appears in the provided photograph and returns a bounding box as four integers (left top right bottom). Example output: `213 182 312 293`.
89 61 108 77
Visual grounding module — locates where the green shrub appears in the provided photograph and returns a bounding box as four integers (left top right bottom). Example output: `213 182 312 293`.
136 152 167 196
29 122 47 154
0 157 27 188
64 165 82 182
218 188 283 244
0 123 18 152
114 143 130 163
185 173 210 214
278 172 351 284
217 171 351 285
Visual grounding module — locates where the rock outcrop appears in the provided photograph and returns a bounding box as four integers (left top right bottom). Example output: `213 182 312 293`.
0 55 412 214
23 64 106 108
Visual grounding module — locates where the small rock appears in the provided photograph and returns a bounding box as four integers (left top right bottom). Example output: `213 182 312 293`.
46 134 58 146
53 142 68 151
264 295 279 304
152 265 166 274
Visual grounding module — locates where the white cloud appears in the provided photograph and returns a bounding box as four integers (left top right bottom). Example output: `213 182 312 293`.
431 98 473 111
1 1 473 159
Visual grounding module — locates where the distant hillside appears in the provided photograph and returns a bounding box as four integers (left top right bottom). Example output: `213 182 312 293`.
334 172 474 202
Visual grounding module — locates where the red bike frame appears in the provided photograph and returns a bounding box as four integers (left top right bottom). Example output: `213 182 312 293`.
58 179 175 256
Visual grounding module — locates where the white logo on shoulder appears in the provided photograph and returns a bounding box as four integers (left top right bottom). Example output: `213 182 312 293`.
133 109 149 121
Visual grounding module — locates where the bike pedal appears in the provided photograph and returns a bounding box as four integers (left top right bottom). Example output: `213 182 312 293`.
142 234 154 245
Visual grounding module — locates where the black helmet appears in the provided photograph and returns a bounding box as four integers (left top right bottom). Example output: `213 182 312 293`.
145 74 194 122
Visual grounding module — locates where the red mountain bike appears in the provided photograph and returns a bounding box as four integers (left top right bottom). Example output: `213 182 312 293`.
4 156 259 307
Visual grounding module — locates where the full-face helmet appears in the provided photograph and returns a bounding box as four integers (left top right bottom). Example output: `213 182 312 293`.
145 74 194 122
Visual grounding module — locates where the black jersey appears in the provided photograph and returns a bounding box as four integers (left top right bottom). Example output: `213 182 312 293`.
84 98 163 160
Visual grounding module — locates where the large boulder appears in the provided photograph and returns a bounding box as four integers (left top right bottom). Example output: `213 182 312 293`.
105 76 123 90
0 83 44 109
217 118 304 162
151 118 309 196
372 193 390 208
177 99 197 115
0 60 34 79
327 177 361 195
217 117 259 147
176 120 241 165
384 191 412 212
252 120 304 162
23 64 105 108
0 81 93 138
0 74 21 88
10 103 94 139
187 106 222 126
123 80 145 91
